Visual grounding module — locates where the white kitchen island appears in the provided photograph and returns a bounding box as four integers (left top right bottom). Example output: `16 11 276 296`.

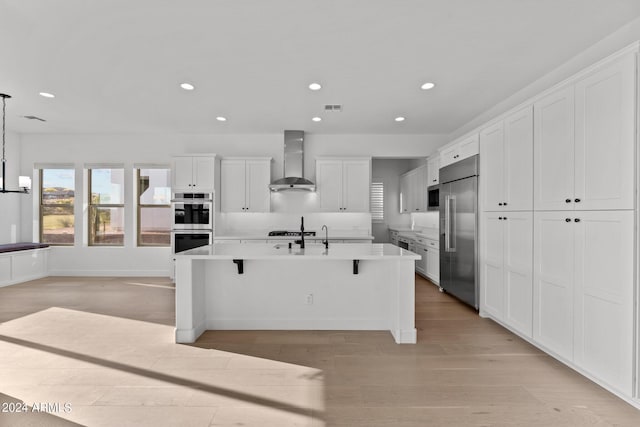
174 243 419 344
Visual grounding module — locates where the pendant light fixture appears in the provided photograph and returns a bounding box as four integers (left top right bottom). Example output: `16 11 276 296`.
1 93 29 194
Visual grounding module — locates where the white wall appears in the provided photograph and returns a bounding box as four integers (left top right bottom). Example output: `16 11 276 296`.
18 132 444 274
0 131 22 244
371 159 414 242
449 16 640 140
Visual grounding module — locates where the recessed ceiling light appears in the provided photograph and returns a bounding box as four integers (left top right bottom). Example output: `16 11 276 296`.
180 83 195 91
39 92 55 98
395 116 405 122
216 116 227 122
308 83 322 91
312 117 322 122
420 82 436 90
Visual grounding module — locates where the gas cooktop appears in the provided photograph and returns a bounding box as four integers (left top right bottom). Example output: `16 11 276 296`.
268 230 316 237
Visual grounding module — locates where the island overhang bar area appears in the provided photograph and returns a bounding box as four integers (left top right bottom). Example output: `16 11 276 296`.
174 243 419 344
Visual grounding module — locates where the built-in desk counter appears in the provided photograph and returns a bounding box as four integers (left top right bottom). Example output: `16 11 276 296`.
174 243 419 344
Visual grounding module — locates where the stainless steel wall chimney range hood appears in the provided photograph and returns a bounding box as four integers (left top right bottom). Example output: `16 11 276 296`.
268 130 316 191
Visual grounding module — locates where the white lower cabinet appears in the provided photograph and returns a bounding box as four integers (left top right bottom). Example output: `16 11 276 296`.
415 243 426 275
482 212 533 337
414 237 439 284
533 210 634 394
573 211 634 393
425 246 439 284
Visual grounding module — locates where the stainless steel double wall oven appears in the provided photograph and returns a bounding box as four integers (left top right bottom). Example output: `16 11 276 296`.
171 192 213 253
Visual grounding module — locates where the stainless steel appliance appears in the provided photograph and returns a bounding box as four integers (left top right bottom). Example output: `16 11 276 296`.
268 130 316 191
427 185 439 211
439 155 478 309
397 235 411 250
171 230 213 254
171 192 214 254
267 230 317 237
171 192 213 230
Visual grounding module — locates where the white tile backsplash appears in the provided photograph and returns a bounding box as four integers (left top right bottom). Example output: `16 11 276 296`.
216 212 371 236
411 212 439 231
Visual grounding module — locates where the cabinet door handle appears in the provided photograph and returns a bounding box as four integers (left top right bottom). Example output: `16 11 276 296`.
499 217 503 220
503 202 507 206
503 217 507 220
574 218 581 223
565 218 571 222
565 198 571 203
574 198 581 203
498 203 503 206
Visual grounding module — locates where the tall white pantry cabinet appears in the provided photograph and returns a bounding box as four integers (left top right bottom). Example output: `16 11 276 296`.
479 45 638 404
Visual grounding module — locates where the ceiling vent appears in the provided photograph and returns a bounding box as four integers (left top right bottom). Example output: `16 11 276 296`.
324 104 342 112
24 115 46 122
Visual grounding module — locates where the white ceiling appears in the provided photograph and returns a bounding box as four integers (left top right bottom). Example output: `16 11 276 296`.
2 0 640 135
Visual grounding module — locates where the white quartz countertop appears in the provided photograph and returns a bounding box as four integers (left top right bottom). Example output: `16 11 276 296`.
215 234 374 241
176 243 420 260
415 229 439 240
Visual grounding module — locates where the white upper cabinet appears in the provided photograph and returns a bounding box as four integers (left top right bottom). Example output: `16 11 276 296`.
427 155 439 186
316 158 370 212
316 160 343 212
400 165 428 213
480 122 505 211
220 160 246 211
440 133 479 168
342 159 371 212
534 52 635 211
220 158 271 212
172 155 216 192
504 107 534 211
481 107 533 211
574 53 636 211
534 86 575 211
400 171 412 213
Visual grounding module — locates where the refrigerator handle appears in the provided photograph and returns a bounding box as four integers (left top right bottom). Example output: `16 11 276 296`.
449 195 456 252
444 195 451 252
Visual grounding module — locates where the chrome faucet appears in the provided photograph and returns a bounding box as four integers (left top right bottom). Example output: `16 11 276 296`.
299 216 305 249
322 225 329 250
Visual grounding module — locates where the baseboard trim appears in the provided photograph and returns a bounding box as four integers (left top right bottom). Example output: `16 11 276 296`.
0 273 48 288
175 322 206 343
391 327 417 344
48 269 171 277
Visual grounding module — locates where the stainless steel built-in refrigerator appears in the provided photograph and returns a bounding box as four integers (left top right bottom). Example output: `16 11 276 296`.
439 155 478 309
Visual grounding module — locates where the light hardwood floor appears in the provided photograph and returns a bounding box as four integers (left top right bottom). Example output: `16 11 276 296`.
0 274 639 426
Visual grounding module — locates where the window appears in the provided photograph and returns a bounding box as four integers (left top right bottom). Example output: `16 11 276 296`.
40 169 75 245
370 181 384 222
137 168 171 246
89 168 125 246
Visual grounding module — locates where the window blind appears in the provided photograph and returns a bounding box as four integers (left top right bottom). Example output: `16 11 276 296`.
370 181 384 222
